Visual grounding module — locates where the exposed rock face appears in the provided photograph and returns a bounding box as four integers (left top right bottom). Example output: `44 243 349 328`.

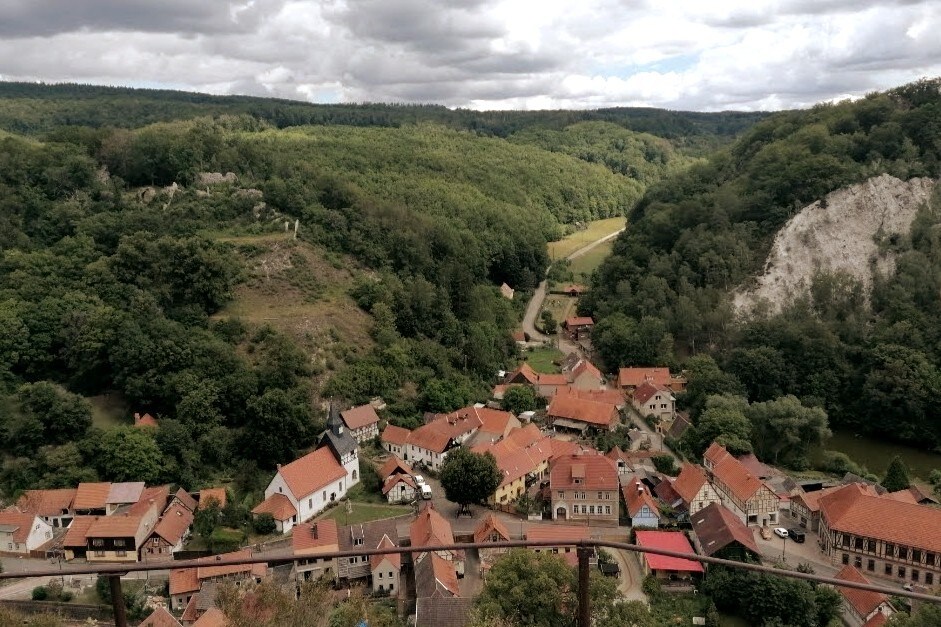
197 171 238 186
734 174 937 315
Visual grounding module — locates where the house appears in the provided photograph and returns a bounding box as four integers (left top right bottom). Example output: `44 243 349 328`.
198 488 227 510
667 412 692 441
833 565 896 627
415 551 461 598
546 394 620 433
142 502 194 562
536 373 569 398
171 488 198 513
690 503 761 562
635 531 704 583
563 358 606 390
293 519 339 584
500 283 515 300
338 518 403 581
62 515 96 560
379 457 418 504
340 404 381 444
407 410 482 471
371 535 402 596
561 284 587 297
0 510 53 554
86 487 167 562
415 597 474 627
631 382 675 424
252 447 348 533
170 548 268 612
905 484 940 506
140 606 182 627
73 482 111 515
411 504 464 576
134 412 158 428
505 363 539 386
672 463 722 516
703 443 780 527
191 607 226 627
474 514 512 575
562 316 594 340
15 488 76 528
468 407 520 447
555 386 626 408
623 477 661 528
549 453 619 524
790 486 841 531
525 524 594 567
105 482 147 515
318 404 361 488
818 483 941 587
381 424 411 457
618 367 687 395
472 424 554 505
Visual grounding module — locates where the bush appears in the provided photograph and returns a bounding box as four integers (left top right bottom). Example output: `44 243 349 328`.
652 454 678 475
253 513 277 535
642 575 662 599
32 586 48 601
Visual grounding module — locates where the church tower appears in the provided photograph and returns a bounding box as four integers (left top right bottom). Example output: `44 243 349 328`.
321 403 360 488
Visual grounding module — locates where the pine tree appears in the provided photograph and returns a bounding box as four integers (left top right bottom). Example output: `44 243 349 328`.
882 456 910 493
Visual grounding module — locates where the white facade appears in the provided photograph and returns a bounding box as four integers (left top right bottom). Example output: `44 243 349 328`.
351 423 379 443
407 444 450 471
0 516 53 554
687 482 722 516
263 472 350 534
371 557 400 595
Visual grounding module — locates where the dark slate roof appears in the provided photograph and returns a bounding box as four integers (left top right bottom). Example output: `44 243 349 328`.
691 503 760 558
668 412 692 440
320 403 358 459
338 517 405 552
415 597 474 627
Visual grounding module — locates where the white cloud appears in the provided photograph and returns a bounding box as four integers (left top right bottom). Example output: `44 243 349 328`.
0 0 937 110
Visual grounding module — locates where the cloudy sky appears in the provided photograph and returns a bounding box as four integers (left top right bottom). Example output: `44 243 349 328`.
0 0 938 111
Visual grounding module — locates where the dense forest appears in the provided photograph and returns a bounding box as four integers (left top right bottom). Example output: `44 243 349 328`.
583 78 941 458
0 81 765 499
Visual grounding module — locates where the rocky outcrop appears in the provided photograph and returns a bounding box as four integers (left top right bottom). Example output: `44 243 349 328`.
734 174 937 315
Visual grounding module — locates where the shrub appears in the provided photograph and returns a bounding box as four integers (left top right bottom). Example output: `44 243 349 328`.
253 513 277 535
652 454 678 475
642 575 662 598
32 586 48 601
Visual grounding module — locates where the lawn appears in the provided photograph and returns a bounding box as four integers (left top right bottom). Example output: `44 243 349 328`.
521 346 565 373
547 217 626 261
317 502 412 526
542 294 577 327
568 240 614 279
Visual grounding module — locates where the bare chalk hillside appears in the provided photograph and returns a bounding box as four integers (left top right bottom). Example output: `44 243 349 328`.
734 174 937 315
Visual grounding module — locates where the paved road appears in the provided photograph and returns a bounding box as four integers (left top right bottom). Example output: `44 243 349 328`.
521 228 626 347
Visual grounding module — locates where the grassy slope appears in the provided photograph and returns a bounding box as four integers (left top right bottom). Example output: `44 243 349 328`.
547 217 627 260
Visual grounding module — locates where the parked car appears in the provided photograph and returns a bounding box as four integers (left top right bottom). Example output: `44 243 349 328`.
413 475 426 485
773 527 789 539
420 484 433 500
788 528 806 543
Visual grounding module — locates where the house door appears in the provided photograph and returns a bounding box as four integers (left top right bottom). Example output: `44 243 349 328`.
556 507 567 520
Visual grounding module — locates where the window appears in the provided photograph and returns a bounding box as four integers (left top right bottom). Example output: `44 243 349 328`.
898 566 906 578
558 491 564 499
378 572 383 579
590 506 596 514
308 499 312 508
912 570 919 582
926 573 934 586
114 539 125 547
572 505 579 514
389 583 394 591
913 550 922 563
769 513 777 523
867 539 876 553
885 543 895 557
354 538 364 546
885 563 893 576
842 554 849 565
605 506 611 515
927 553 936 567
574 478 582 485
322 491 326 500
854 537 864 550
597 492 603 500
854 556 862 569
92 539 104 547
353 470 358 481
867 559 875 572
748 515 758 524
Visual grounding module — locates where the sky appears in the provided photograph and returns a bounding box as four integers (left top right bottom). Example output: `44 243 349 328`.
0 0 938 112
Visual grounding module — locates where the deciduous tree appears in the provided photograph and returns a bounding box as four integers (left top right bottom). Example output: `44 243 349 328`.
439 448 501 516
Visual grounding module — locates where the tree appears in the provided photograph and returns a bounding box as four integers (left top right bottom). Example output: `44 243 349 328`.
685 394 752 457
439 448 502 516
502 385 537 414
540 310 556 335
97 427 164 483
241 388 312 469
15 381 92 445
814 585 843 627
680 355 746 417
253 513 277 535
744 395 831 468
194 496 221 541
888 604 941 626
929 469 941 499
651 454 678 475
882 456 911 492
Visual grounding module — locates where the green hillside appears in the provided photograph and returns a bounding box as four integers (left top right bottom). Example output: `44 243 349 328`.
583 78 941 455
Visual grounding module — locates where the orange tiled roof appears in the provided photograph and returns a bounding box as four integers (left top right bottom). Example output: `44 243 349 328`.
556 386 625 407
537 373 569 386
622 478 660 518
129 485 170 516
706 443 770 503
525 524 589 544
87 513 145 539
474 514 511 543
673 464 710 505
16 489 76 517
834 565 889 618
409 410 483 453
340 404 380 430
863 613 888 627
381 424 412 446
192 608 226 627
62 515 97 548
791 486 841 513
277 448 346 501
474 407 516 435
507 363 539 385
73 482 111 510
618 367 671 388
703 442 729 466
134 413 159 428
198 488 228 510
379 456 414 479
250 493 297 521
180 594 201 623
197 548 266 581
139 606 182 627
173 488 198 512
382 474 417 495
571 359 604 383
504 423 543 448
820 483 941 553
691 503 760 557
429 552 460 596
633 381 671 406
152 503 194 545
550 454 617 491
0 511 39 543
410 504 456 549
635 531 704 573
292 519 339 554
370 534 401 570
547 395 618 428
564 316 594 327
886 489 919 504
169 567 200 595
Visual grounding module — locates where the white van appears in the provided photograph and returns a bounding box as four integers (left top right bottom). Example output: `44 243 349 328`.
420 484 433 500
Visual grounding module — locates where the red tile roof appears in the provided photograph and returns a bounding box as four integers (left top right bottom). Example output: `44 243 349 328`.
618 367 671 388
537 373 569 386
570 359 604 384
672 464 710 505
635 531 704 573
62 515 97 548
703 442 728 466
169 567 200 595
885 489 919 504
820 483 941 553
791 486 842 513
507 363 539 385
198 488 228 510
409 411 483 453
834 566 889 618
706 443 771 503
633 381 671 406
370 534 401 570
250 493 297 521
106 482 146 505
340 404 380 430
525 524 589 544
192 607 227 627
180 594 200 623
152 502 194 545
622 478 660 519
550 454 618 491
16 489 76 517
197 548 266 581
691 503 760 557
379 456 414 479
87 513 145 539
564 316 594 328
556 386 625 407
292 519 339 554
428 552 460 596
547 395 618 428
382 474 417 495
473 427 553 489
474 514 511 543
382 424 412 446
0 511 40 543
410 504 456 549
173 488 198 512
863 613 888 627
134 413 159 428
473 407 517 436
73 482 111 510
277 448 346 501
548 438 598 459
139 606 182 627
129 485 170 516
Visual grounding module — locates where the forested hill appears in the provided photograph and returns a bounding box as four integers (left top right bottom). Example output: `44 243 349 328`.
583 78 941 457
0 81 765 149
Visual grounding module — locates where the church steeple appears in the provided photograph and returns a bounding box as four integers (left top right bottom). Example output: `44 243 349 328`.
328 402 344 435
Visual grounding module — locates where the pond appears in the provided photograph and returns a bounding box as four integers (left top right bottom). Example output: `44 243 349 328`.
814 429 941 480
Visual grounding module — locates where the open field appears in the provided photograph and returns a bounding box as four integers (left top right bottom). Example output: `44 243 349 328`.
569 240 614 279
317 502 412 526
521 346 565 373
547 217 626 261
542 294 577 328
88 392 130 428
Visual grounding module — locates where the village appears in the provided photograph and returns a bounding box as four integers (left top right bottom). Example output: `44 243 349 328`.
3 315 941 627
